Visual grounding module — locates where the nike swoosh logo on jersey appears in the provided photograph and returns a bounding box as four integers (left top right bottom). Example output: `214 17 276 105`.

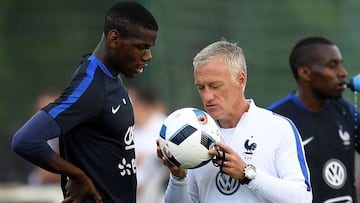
302 136 314 146
112 104 121 114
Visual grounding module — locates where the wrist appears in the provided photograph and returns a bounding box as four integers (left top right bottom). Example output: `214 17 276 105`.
171 171 187 180
69 169 88 182
240 164 256 185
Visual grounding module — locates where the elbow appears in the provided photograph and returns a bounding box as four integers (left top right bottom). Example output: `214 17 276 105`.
11 128 53 166
11 111 59 165
306 190 313 203
12 129 27 156
298 191 313 203
294 187 313 203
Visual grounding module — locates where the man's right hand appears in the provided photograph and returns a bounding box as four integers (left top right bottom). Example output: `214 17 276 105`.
156 139 187 179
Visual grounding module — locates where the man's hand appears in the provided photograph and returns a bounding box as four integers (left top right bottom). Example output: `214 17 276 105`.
62 174 103 203
156 139 187 179
209 141 247 180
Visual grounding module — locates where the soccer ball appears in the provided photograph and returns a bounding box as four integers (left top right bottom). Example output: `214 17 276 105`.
159 107 221 169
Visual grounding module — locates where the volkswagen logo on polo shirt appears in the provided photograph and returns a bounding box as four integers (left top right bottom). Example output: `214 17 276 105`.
215 171 240 195
322 159 347 189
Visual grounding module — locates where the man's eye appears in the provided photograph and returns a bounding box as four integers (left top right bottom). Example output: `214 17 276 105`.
326 61 342 69
210 84 220 89
137 45 149 50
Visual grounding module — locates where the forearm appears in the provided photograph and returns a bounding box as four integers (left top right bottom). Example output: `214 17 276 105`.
45 153 87 181
47 150 102 203
165 176 193 203
248 169 312 203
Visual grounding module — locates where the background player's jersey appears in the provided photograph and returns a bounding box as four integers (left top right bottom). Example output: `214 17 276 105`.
269 92 357 203
43 55 136 203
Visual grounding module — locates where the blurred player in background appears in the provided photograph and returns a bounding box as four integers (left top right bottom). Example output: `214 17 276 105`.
12 1 158 202
157 39 312 202
268 36 360 202
128 83 169 203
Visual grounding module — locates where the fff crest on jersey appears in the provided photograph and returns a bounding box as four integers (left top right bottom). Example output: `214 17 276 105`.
338 125 351 146
244 139 257 154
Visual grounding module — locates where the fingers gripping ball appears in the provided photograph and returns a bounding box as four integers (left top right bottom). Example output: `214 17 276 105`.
159 108 220 169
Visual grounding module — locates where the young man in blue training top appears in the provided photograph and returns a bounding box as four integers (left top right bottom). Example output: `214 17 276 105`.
12 2 158 202
268 36 360 203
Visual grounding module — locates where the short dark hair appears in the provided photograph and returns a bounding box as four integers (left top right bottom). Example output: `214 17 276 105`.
104 1 158 36
289 36 334 79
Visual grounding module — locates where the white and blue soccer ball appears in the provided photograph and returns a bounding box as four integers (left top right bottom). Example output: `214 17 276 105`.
159 107 220 169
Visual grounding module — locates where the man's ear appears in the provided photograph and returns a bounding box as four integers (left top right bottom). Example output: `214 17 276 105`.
107 29 121 48
298 66 311 82
236 71 247 90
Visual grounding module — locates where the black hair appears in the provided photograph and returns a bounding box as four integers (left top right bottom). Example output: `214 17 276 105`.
104 1 158 37
289 36 334 79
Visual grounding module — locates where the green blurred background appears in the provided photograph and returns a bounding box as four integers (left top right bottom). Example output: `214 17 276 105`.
1 0 360 185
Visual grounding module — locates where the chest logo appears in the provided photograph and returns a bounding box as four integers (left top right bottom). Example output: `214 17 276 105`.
302 136 314 146
322 159 347 189
112 104 121 114
215 172 240 195
338 125 350 146
118 158 136 176
244 139 257 154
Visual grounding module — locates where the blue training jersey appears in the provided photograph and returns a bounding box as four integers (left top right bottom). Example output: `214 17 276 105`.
43 55 136 203
269 92 359 203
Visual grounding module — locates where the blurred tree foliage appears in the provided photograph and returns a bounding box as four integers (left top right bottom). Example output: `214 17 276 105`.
1 0 360 181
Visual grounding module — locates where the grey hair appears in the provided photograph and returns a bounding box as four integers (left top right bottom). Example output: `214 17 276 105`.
193 40 247 81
